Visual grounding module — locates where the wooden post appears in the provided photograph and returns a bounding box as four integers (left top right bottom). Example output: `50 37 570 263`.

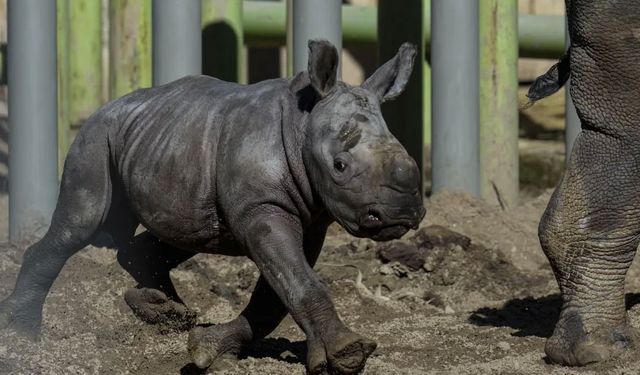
109 0 152 99
69 0 104 127
479 0 519 208
56 0 70 172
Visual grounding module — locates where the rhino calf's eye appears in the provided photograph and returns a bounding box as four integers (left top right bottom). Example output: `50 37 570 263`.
334 160 347 172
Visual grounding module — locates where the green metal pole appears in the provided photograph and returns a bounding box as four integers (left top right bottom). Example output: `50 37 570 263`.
109 0 152 99
479 0 519 208
342 5 377 44
202 0 245 84
518 14 565 59
246 1 377 47
69 0 103 128
242 2 564 59
378 0 424 190
57 0 70 173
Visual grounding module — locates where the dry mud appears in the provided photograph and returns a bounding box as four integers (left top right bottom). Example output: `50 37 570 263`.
2 191 640 374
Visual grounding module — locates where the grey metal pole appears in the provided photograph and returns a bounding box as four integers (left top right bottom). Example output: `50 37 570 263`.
8 0 59 241
152 0 202 86
431 0 480 196
291 0 342 75
564 22 580 162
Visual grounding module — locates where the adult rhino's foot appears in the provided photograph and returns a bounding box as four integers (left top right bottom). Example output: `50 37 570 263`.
187 318 253 369
307 327 377 375
545 310 637 366
124 288 196 333
0 295 42 340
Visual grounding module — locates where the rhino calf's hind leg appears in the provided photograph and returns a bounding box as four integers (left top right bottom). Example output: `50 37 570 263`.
116 231 196 332
0 129 112 338
540 131 640 366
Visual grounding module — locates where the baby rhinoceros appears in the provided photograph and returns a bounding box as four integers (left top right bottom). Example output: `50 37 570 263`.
0 40 425 374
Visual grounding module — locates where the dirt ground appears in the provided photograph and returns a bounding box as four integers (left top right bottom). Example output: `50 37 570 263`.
3 189 640 375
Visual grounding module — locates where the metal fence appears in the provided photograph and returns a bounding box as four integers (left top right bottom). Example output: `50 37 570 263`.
7 0 573 241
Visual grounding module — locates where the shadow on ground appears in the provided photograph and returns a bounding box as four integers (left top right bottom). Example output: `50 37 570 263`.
179 337 306 374
468 294 561 338
469 293 640 339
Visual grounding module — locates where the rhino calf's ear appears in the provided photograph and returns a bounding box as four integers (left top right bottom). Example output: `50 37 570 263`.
362 43 417 102
308 40 339 98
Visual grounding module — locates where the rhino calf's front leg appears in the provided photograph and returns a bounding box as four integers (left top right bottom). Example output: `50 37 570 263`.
203 211 375 374
188 223 329 370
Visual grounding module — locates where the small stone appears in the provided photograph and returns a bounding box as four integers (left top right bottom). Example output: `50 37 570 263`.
422 255 437 272
377 241 425 271
389 262 411 278
411 225 471 251
444 305 455 314
497 341 511 351
379 264 393 275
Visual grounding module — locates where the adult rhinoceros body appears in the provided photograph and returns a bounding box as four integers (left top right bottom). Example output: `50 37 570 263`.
0 40 425 374
529 0 640 367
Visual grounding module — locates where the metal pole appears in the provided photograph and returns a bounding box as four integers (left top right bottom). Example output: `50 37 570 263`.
564 23 580 162
479 0 519 208
291 0 342 75
243 1 565 59
431 0 480 196
8 0 59 240
153 0 202 86
423 0 432 147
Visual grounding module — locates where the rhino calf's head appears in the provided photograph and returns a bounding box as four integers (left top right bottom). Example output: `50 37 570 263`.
301 40 426 241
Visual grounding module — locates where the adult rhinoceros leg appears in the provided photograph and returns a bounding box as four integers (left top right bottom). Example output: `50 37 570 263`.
540 130 640 366
0 124 113 338
115 231 197 332
188 223 327 369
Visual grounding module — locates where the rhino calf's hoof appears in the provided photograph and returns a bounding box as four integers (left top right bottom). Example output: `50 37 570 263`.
545 319 638 366
308 328 377 375
0 296 42 340
187 319 253 369
124 288 196 332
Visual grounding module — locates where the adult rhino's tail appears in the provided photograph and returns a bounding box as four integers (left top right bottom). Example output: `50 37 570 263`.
524 48 571 107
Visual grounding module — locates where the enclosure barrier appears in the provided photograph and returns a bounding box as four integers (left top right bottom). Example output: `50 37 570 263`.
153 0 202 86
241 1 566 59
8 0 573 241
431 0 480 197
478 0 518 208
291 0 341 74
8 0 59 241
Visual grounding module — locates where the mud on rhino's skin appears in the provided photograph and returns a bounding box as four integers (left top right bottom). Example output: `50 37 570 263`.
528 0 640 367
0 40 425 374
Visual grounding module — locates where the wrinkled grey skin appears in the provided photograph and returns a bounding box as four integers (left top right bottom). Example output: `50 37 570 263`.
527 0 640 367
0 40 424 374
